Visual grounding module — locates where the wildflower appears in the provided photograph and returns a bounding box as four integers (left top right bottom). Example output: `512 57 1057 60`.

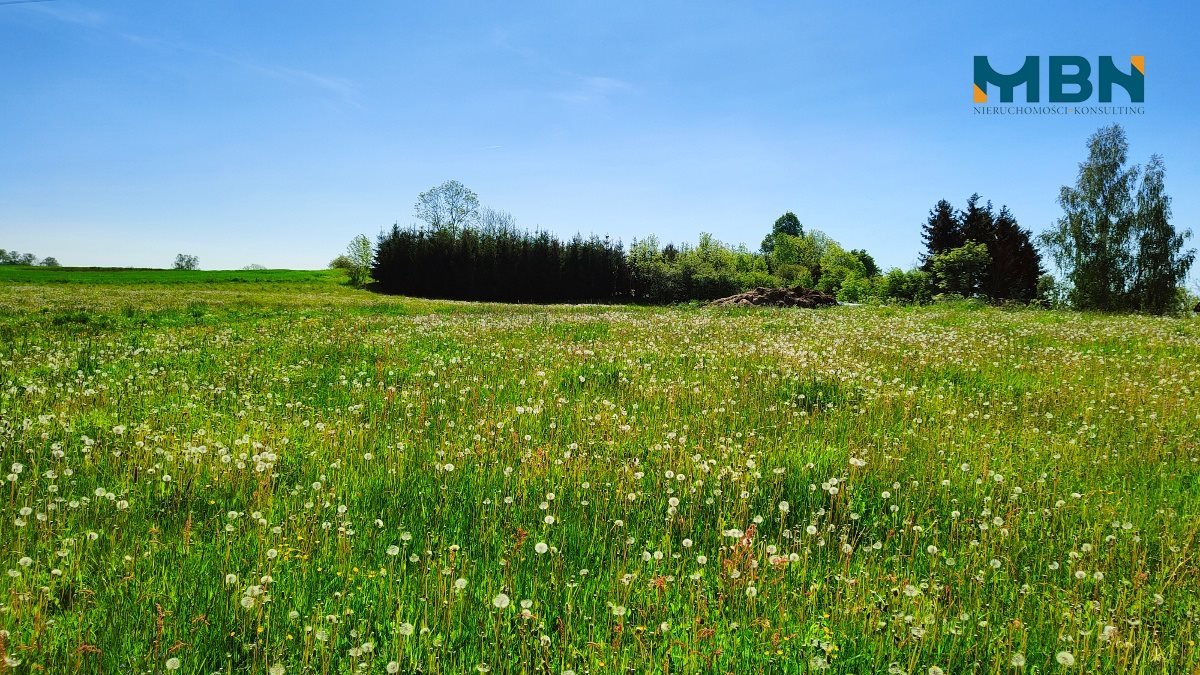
269 665 285 675
535 542 549 554
387 663 400 674
399 622 415 636
455 577 468 590
492 593 511 609
1011 653 1025 667
166 658 181 670
1056 651 1075 666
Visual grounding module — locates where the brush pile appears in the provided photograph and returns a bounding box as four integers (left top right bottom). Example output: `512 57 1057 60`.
709 286 837 308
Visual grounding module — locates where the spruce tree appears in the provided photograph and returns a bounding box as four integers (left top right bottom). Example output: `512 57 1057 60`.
920 199 963 271
960 194 995 249
988 206 1043 300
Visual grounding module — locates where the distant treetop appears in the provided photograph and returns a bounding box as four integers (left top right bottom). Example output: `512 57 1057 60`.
0 248 60 266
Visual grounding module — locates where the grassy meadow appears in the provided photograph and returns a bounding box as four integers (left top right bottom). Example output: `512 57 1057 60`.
1 268 1198 674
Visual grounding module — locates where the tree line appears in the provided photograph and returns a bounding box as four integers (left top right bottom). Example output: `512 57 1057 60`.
366 181 892 303
374 221 629 303
350 124 1193 313
0 249 59 267
361 182 1043 307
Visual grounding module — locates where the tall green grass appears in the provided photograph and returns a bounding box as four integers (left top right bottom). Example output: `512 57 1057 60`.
0 277 1197 673
0 266 346 285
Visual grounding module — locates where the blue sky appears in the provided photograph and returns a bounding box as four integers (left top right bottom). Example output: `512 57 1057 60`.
2 1 1197 273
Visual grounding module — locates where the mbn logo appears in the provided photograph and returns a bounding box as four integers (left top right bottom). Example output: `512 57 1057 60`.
973 56 1144 103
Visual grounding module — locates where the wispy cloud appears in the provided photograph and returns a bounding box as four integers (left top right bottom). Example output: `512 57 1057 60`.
225 58 359 105
24 1 106 27
489 27 537 60
555 75 633 104
24 4 358 106
487 26 634 107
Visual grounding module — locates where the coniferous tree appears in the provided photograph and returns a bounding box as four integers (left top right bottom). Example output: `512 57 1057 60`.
373 221 631 302
988 206 1043 300
923 196 1041 301
959 194 995 251
920 200 963 271
850 249 880 277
